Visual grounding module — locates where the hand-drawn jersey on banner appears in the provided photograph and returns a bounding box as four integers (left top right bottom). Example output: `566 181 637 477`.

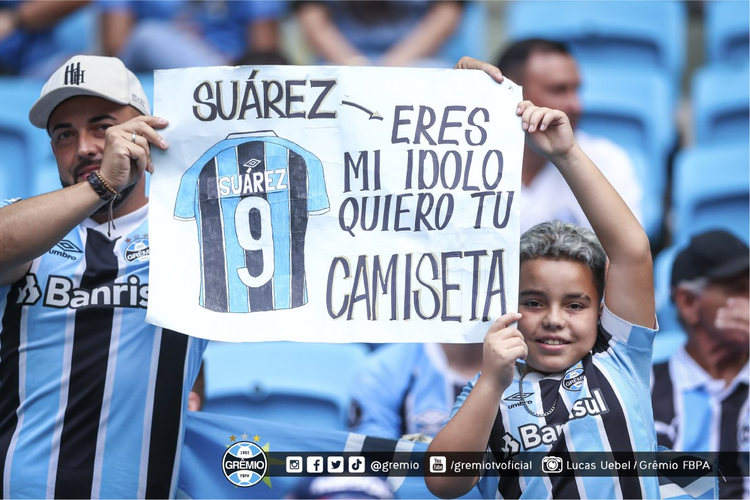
174 132 329 313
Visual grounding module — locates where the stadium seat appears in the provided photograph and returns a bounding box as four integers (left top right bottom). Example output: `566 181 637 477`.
504 0 687 97
440 1 489 65
0 77 55 200
577 65 677 239
202 342 370 430
705 0 750 65
0 117 32 201
691 63 750 146
137 72 155 106
670 143 750 246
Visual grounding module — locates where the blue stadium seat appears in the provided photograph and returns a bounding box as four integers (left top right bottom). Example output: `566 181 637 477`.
136 72 155 106
504 0 687 97
50 4 99 59
0 77 55 201
0 116 33 201
202 342 370 430
577 65 677 239
692 63 749 146
705 0 750 65
670 143 750 246
440 1 489 64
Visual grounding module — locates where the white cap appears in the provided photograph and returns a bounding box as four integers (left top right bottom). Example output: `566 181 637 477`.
29 55 150 129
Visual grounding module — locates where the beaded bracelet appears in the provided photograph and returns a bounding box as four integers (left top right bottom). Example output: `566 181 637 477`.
86 171 120 236
87 171 119 202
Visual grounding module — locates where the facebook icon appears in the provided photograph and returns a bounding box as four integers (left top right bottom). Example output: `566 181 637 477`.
306 456 324 474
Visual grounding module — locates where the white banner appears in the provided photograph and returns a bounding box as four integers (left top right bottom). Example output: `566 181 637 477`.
146 65 524 343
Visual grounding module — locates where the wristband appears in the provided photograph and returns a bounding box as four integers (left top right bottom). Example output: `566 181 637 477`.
86 171 119 202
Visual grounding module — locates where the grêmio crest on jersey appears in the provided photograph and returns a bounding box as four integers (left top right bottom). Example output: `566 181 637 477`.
174 131 329 314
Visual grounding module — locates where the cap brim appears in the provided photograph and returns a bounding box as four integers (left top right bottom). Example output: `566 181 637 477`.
29 87 130 129
706 255 750 280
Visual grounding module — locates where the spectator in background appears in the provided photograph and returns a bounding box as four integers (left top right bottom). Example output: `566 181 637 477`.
497 38 644 233
99 0 287 72
349 343 482 441
0 55 206 498
651 230 749 499
295 1 462 67
0 0 90 76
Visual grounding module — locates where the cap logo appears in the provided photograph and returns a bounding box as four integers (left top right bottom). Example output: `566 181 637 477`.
64 62 85 86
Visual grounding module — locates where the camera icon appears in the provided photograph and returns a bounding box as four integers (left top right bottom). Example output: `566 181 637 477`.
286 456 303 473
542 456 563 474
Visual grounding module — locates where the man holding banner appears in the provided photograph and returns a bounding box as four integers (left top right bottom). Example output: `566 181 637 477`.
0 55 206 498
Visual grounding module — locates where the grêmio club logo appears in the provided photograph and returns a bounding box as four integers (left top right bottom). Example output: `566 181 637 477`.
222 435 268 487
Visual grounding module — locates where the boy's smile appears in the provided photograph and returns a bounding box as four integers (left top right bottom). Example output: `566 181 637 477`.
518 258 601 374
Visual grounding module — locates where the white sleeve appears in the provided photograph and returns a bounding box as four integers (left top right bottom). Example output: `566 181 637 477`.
576 132 644 226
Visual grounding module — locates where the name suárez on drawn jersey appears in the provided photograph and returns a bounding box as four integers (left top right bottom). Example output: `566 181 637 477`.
174 131 329 314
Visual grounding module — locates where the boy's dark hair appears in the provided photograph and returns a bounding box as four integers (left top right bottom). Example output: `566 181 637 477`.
496 38 572 84
520 220 607 301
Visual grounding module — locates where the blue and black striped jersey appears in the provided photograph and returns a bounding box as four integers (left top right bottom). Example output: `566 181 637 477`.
652 347 749 499
0 202 207 498
451 305 660 499
174 132 330 314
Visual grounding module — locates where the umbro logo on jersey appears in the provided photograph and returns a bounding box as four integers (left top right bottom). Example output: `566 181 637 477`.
49 240 82 260
242 158 262 170
505 392 533 409
64 62 85 85
505 392 531 401
16 274 42 306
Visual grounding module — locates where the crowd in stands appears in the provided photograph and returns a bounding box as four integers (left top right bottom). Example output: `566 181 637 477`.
0 1 747 498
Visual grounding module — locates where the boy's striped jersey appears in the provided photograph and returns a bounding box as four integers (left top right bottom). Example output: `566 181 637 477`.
452 305 660 499
0 202 207 498
174 132 329 313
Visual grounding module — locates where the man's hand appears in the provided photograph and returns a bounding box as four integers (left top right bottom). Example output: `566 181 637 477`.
482 312 526 392
454 56 504 84
716 297 750 333
0 10 17 40
99 115 169 193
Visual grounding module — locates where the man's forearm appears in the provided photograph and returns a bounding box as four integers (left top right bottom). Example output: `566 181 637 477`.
0 182 104 285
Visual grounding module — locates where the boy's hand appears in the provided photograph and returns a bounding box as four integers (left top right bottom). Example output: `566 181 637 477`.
482 312 526 392
454 56 504 84
517 100 577 163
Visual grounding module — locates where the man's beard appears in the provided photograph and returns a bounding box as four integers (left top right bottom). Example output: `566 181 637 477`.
61 169 139 217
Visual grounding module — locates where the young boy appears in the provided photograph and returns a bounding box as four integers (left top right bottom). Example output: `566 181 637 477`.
426 59 658 499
